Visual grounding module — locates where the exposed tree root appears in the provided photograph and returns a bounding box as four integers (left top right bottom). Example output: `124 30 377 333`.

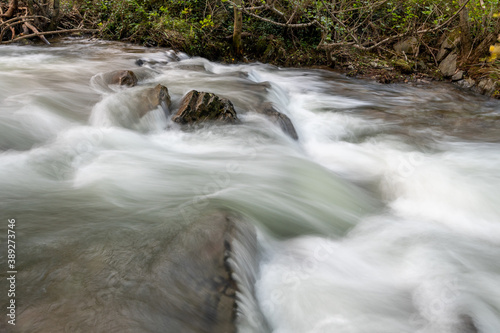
0 0 18 19
0 0 97 44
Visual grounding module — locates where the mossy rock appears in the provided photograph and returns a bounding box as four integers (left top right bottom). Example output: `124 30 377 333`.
172 90 238 124
393 59 414 74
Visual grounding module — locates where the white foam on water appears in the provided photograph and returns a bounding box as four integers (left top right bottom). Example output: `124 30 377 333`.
1 40 500 333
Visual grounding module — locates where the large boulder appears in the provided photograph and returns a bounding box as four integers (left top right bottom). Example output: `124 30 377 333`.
439 53 457 77
89 84 172 130
172 90 238 124
394 37 419 55
437 31 461 62
147 212 253 333
12 212 257 333
474 78 498 96
256 102 299 140
105 70 138 87
137 84 172 117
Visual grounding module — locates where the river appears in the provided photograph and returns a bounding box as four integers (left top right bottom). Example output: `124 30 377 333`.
1 39 500 333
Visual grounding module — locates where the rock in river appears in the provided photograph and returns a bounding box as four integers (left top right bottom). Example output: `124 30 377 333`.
106 70 139 87
256 102 299 140
137 84 172 117
13 212 257 333
172 90 238 124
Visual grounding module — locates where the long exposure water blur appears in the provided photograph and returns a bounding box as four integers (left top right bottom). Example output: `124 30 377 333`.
1 39 500 333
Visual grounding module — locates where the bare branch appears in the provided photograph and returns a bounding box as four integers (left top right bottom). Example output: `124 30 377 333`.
246 10 317 28
241 5 266 11
226 0 317 28
417 0 472 34
0 18 36 40
320 0 473 51
328 0 389 15
0 15 48 28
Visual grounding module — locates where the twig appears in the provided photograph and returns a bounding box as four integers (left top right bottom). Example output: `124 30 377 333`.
319 0 361 45
320 0 473 51
417 0 472 34
330 0 389 14
0 15 48 28
0 0 18 19
418 35 439 66
0 18 36 40
226 0 315 28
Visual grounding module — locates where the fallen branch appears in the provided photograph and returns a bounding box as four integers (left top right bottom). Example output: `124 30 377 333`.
24 21 49 44
0 18 36 40
0 28 98 44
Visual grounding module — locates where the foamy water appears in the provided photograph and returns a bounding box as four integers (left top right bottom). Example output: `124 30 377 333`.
1 39 499 333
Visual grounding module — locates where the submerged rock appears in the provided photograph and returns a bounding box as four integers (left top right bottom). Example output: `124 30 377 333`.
172 90 238 124
256 102 299 140
149 212 254 333
14 212 257 333
137 84 172 117
106 70 138 87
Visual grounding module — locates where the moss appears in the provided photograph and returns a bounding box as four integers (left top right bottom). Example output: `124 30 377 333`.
393 59 415 74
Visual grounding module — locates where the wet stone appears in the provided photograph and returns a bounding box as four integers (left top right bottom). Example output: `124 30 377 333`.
172 90 238 125
107 70 138 87
256 102 299 140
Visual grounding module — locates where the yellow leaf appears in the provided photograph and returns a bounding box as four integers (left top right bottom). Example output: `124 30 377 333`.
489 44 500 62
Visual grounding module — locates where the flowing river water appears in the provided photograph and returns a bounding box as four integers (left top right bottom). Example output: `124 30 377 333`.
1 39 500 333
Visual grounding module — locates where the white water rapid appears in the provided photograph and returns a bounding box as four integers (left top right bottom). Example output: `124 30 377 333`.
1 39 500 333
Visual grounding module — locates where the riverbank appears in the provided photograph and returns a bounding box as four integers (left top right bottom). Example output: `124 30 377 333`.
82 0 500 99
1 0 499 98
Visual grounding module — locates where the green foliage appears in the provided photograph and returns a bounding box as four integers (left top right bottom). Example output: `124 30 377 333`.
72 0 500 65
200 15 215 29
77 0 227 48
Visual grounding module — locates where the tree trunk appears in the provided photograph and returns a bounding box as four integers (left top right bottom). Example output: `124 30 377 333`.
458 0 472 60
26 0 35 15
232 0 243 58
49 0 60 31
